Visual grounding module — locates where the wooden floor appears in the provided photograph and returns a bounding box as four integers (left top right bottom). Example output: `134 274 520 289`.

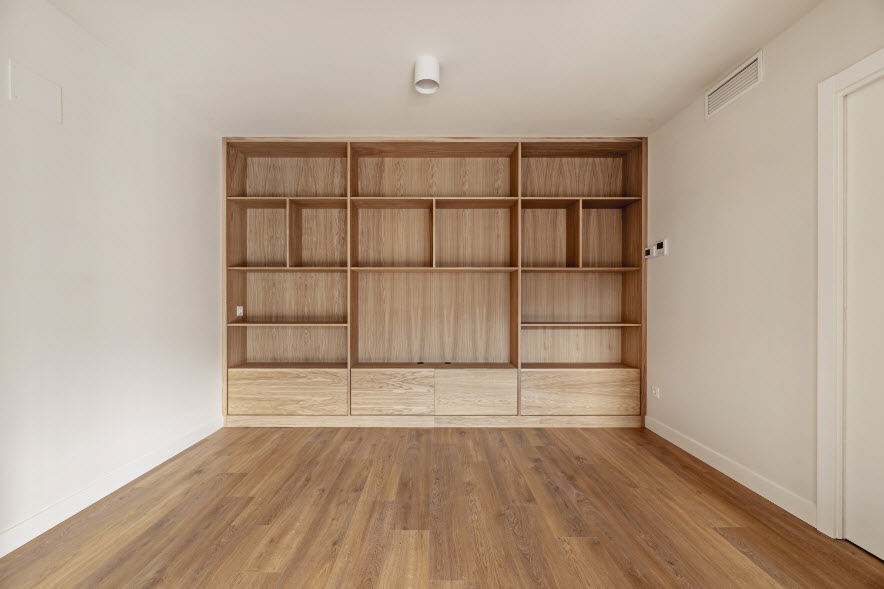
1 428 882 588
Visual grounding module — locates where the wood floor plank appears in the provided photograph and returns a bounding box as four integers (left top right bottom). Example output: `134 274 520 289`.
0 427 882 588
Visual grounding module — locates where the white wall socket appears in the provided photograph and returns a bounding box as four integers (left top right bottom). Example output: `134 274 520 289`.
236 306 244 317
651 386 662 399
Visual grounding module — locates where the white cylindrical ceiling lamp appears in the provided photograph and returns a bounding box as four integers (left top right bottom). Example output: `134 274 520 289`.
414 55 440 94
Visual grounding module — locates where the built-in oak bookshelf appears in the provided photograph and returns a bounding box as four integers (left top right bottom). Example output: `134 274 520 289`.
223 138 646 426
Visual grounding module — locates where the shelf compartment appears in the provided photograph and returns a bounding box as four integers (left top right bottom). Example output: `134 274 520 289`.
435 199 518 267
227 199 287 267
520 362 637 370
352 267 517 273
355 271 515 364
521 267 639 273
228 267 347 273
522 272 623 323
227 325 347 366
521 322 641 328
351 362 516 369
227 270 347 323
520 141 642 198
226 141 347 198
582 200 643 268
289 199 347 267
351 141 518 198
229 362 348 369
521 199 581 268
228 322 348 327
520 326 624 365
351 199 433 267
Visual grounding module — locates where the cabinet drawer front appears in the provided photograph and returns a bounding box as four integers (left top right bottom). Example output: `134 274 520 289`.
520 369 640 415
435 369 517 415
350 369 434 415
228 369 348 415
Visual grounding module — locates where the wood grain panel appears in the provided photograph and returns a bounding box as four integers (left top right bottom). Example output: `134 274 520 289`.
236 272 346 322
227 202 287 267
289 202 347 267
228 369 348 415
582 208 623 267
520 369 640 415
521 272 621 322
520 327 621 364
351 369 435 415
357 158 511 197
246 157 346 197
521 157 622 197
434 369 517 415
521 208 565 267
435 207 513 267
356 207 432 267
243 326 347 364
357 272 511 363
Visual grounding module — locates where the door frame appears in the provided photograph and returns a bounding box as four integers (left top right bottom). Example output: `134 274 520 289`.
817 46 884 538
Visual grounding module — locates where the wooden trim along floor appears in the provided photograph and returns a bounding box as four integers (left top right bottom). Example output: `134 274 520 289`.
0 428 881 588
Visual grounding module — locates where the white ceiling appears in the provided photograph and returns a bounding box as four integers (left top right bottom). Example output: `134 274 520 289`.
51 0 819 136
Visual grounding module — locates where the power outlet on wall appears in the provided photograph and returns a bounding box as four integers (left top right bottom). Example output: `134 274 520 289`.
651 386 662 399
236 306 244 317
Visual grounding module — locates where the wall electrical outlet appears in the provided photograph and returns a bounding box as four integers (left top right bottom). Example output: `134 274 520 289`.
644 246 656 259
651 386 662 399
654 239 669 256
236 306 244 317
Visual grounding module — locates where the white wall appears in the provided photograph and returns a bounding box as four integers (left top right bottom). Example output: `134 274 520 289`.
0 0 222 556
646 0 884 524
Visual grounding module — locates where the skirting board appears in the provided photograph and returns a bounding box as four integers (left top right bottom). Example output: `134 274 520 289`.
225 415 642 428
645 417 816 526
0 416 223 559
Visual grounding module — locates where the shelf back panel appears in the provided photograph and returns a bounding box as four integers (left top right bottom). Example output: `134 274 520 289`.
522 273 622 323
245 157 347 197
522 157 622 197
521 327 622 364
228 272 347 323
435 207 515 267
357 272 511 363
241 326 348 364
356 208 432 267
358 157 511 197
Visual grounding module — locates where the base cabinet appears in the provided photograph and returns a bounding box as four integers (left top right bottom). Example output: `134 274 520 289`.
350 369 435 415
228 368 348 415
520 369 640 415
435 369 517 415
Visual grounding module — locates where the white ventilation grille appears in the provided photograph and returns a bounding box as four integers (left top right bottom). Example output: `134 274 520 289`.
706 51 763 119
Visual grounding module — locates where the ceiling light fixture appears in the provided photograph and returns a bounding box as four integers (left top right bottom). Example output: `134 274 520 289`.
414 56 440 94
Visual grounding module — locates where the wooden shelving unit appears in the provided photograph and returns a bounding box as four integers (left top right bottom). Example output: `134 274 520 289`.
223 138 647 426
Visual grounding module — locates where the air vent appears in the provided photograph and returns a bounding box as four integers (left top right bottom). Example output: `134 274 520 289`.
705 51 763 119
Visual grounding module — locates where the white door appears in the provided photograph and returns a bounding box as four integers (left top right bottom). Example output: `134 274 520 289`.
844 73 884 560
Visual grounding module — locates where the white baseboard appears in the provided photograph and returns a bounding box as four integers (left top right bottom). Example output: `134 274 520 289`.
645 417 816 526
0 416 223 558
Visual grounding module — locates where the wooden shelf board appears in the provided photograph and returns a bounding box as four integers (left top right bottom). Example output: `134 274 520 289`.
228 322 348 327
521 267 640 273
228 196 346 201
581 197 642 208
520 362 638 370
352 362 517 370
229 362 348 370
228 266 347 272
352 267 517 273
521 322 641 328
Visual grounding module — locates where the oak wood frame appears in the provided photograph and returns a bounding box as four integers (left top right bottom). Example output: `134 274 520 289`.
222 137 647 426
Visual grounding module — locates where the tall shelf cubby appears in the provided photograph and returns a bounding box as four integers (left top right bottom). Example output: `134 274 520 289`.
224 138 646 426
